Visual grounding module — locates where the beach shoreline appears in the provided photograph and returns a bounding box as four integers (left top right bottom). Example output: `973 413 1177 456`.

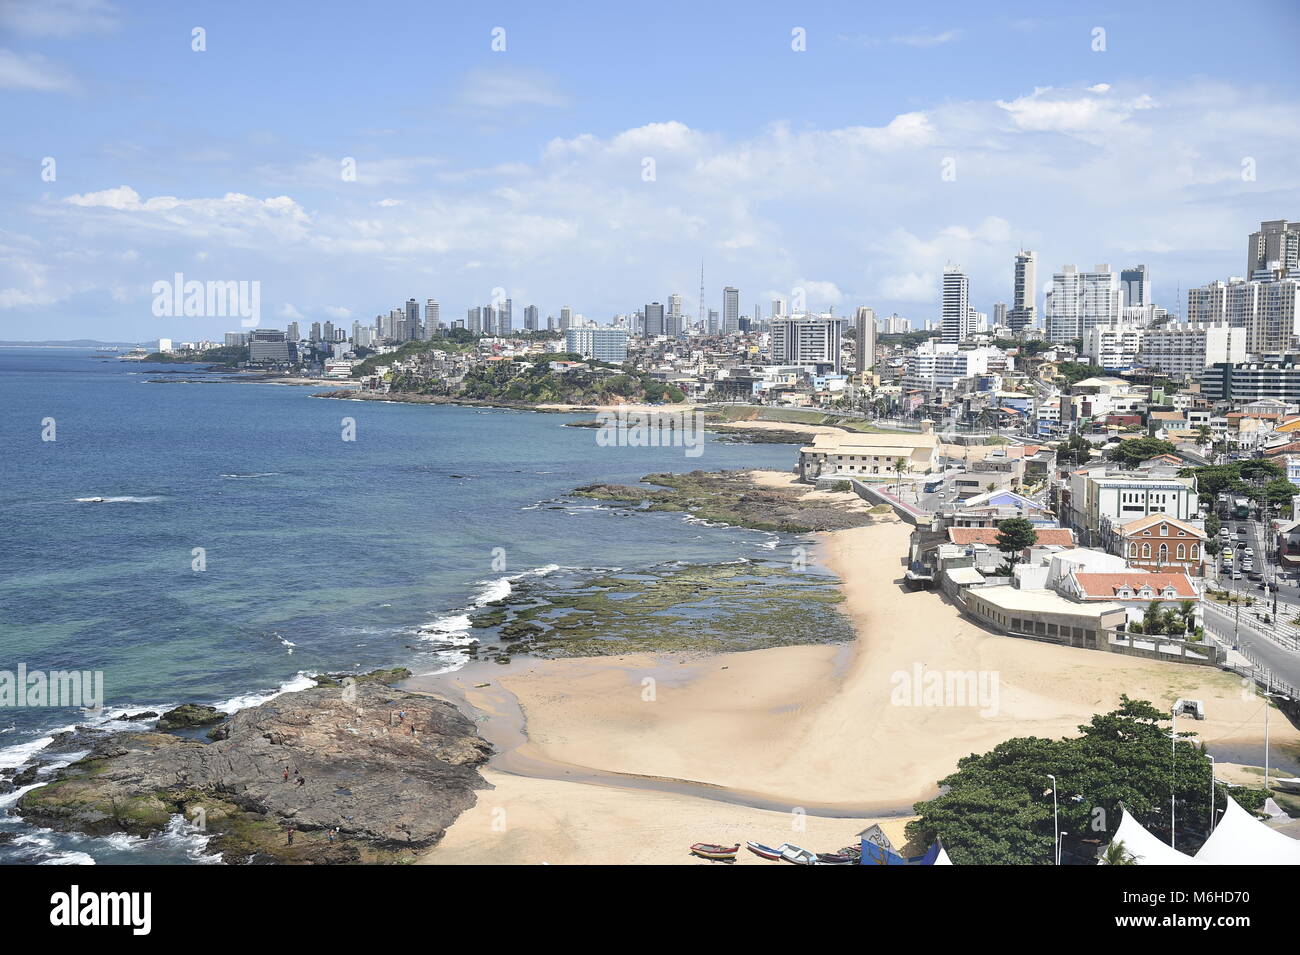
414 514 1300 865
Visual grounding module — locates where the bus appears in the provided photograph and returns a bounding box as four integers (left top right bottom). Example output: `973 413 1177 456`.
1232 497 1251 520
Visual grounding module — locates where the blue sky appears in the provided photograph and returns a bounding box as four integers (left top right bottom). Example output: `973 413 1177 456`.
2 0 1299 340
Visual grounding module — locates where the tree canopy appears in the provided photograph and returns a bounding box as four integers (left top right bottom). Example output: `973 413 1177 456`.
907 697 1268 864
1107 437 1177 467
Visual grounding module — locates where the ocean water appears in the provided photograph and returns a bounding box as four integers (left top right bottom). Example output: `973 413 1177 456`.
0 347 810 863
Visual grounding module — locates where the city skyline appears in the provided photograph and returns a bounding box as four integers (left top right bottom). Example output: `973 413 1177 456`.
3 1 1300 341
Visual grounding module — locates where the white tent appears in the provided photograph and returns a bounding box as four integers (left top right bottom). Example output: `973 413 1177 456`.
1193 795 1300 865
933 846 953 865
1099 807 1198 865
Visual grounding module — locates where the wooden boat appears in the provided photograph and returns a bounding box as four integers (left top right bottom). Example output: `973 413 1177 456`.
816 852 855 865
690 842 739 861
746 841 783 861
1274 777 1300 794
776 843 819 865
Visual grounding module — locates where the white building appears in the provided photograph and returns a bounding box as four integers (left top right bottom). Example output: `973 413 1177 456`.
1084 324 1143 370
1138 322 1246 380
770 316 842 372
902 341 998 394
1045 264 1122 344
941 268 973 344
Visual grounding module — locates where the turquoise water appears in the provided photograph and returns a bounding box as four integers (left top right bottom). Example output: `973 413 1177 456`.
0 347 808 863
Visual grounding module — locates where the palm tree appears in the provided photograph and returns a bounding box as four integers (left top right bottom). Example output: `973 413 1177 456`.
1101 839 1137 865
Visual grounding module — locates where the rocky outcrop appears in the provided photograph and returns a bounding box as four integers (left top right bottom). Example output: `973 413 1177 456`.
155 703 225 730
16 679 492 864
573 469 874 533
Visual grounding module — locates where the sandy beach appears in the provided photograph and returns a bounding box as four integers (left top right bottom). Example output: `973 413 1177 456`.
417 516 1300 865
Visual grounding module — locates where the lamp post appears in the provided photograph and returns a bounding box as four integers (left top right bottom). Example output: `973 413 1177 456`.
1262 672 1292 794
1170 704 1177 849
1208 754 1216 834
1046 774 1059 866
1058 831 1068 866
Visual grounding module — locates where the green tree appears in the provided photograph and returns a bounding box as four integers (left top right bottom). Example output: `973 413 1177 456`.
1108 437 1177 468
994 517 1038 569
908 697 1269 864
1101 840 1137 865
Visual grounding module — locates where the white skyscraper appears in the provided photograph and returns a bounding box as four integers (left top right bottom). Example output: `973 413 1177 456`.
722 286 740 335
941 268 971 344
1045 264 1121 344
1009 250 1037 333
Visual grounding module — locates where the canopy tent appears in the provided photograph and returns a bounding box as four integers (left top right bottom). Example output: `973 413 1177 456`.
1193 795 1300 865
933 846 953 866
1099 807 1197 865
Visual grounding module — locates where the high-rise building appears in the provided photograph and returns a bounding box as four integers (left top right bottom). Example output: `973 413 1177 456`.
771 297 784 319
644 302 666 337
1247 219 1300 277
524 304 538 331
323 321 335 343
1120 265 1149 308
248 328 291 364
707 309 719 335
770 316 842 372
1008 250 1037 333
310 322 322 342
1044 264 1121 344
941 268 971 344
285 322 299 342
560 306 573 330
483 305 497 337
565 327 629 362
992 302 1007 328
406 298 420 339
424 299 440 336
722 286 740 335
853 306 876 373
468 307 481 334
497 299 512 335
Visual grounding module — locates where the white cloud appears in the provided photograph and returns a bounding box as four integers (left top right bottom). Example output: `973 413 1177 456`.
0 48 79 92
0 0 118 37
457 67 569 111
278 303 303 319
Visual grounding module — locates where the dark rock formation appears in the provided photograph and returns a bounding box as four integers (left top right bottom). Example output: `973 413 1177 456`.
16 679 492 864
155 703 225 730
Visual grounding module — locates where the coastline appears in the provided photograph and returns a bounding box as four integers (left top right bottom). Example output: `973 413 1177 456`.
413 516 1300 865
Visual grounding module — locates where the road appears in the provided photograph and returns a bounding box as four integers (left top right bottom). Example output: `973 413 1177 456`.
1202 601 1300 695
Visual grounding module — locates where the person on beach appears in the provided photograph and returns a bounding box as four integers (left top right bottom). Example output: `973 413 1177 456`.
287 829 294 846
296 776 305 788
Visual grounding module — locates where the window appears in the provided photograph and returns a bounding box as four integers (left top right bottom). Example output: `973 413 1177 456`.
1177 544 1185 559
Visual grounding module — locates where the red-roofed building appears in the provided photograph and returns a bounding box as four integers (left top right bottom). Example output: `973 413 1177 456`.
1112 514 1207 577
1060 569 1201 628
947 527 1075 548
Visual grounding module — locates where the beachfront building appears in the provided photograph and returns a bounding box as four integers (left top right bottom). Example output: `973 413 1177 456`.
1108 514 1207 577
1058 570 1201 629
797 424 939 481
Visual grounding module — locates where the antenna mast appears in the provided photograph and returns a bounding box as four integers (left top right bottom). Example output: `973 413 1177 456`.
698 259 705 332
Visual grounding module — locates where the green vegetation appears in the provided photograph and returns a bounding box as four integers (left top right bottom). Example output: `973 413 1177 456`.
457 362 685 404
1057 362 1106 385
1180 458 1296 513
347 335 478 379
908 697 1269 865
1056 432 1093 466
146 345 247 366
1108 437 1177 467
879 331 940 348
1126 599 1197 636
995 517 1038 570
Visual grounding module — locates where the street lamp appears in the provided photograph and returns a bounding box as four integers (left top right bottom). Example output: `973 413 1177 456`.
1262 672 1292 793
1058 831 1068 867
1170 703 1178 850
1046 774 1059 866
1208 754 1216 834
